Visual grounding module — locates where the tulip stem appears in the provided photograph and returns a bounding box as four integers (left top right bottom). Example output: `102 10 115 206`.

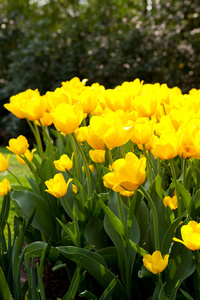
182 158 187 189
38 120 55 161
105 147 113 165
139 185 160 251
7 169 22 187
117 192 126 230
72 133 92 198
70 134 82 183
143 145 153 185
62 195 73 220
169 159 182 215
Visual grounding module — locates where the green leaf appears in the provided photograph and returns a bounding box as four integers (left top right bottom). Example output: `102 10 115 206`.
176 181 191 211
79 290 97 299
97 194 125 242
180 289 195 300
161 211 187 255
99 276 118 300
11 190 58 240
84 216 107 250
0 267 13 300
129 240 148 257
165 243 196 298
57 246 130 300
57 218 77 246
62 259 82 300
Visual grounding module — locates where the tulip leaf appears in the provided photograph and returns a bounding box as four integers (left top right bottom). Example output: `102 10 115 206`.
0 267 13 300
97 195 126 241
62 259 82 300
176 181 191 211
84 216 108 249
164 243 196 298
57 246 130 300
11 190 58 240
98 276 118 300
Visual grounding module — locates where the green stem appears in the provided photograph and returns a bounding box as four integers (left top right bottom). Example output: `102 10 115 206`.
7 169 22 187
33 121 44 159
105 147 113 166
117 192 126 230
70 134 82 183
21 155 38 183
62 195 73 220
139 185 160 251
169 159 182 215
38 120 55 161
72 133 92 198
182 158 187 189
26 119 44 159
143 145 153 185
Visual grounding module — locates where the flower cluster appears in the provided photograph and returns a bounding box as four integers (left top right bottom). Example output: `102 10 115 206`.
2 77 200 298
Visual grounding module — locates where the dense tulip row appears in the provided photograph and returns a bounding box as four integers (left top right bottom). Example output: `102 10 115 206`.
1 77 200 298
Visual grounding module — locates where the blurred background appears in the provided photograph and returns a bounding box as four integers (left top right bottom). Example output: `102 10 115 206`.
0 0 200 144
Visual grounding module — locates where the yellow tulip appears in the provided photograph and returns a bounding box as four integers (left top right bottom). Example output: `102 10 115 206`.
75 127 86 143
0 153 10 172
131 117 156 145
150 132 180 160
4 89 45 121
82 110 134 150
143 251 169 274
89 149 105 163
103 152 146 197
163 195 178 210
51 103 83 135
35 112 53 127
0 179 11 196
173 221 200 251
7 135 29 155
16 149 36 165
45 173 72 198
103 87 132 112
54 154 74 172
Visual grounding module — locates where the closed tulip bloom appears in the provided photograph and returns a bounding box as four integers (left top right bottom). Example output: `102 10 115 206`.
4 89 45 121
35 112 53 127
150 132 180 160
103 87 132 112
7 135 29 155
131 117 156 145
0 153 10 172
103 152 146 197
45 173 72 198
16 149 36 165
82 110 134 150
163 195 178 210
89 149 105 163
133 89 161 118
173 221 200 250
143 251 169 274
54 154 74 172
0 179 11 196
51 103 83 135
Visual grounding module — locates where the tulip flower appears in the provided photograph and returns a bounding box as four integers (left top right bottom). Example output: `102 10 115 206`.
143 251 169 274
51 103 84 135
131 117 156 145
54 154 74 172
0 178 11 196
82 110 134 150
173 221 200 250
16 149 36 165
4 89 45 121
150 132 180 160
45 173 72 198
103 152 146 197
7 135 29 155
89 149 105 163
0 153 10 172
163 195 178 210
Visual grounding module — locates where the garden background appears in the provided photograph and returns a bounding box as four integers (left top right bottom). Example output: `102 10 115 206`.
0 0 200 144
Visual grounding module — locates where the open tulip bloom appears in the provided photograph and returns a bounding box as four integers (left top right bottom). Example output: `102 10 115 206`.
3 77 200 299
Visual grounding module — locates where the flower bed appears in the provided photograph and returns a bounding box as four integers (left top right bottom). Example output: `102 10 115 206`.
1 77 200 299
